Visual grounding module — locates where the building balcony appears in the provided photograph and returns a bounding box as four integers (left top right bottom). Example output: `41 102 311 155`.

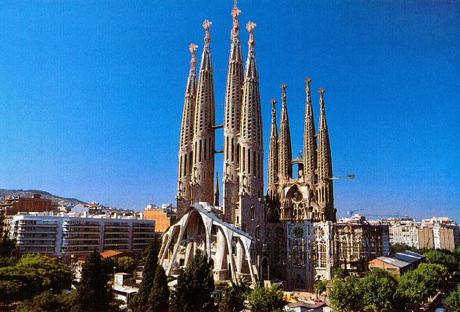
62 242 100 247
104 231 129 234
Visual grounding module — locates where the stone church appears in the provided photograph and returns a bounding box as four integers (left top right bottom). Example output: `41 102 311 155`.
159 2 373 290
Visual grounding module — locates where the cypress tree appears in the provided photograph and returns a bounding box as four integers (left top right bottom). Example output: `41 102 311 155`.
72 250 113 312
130 239 159 311
146 265 170 312
173 252 216 312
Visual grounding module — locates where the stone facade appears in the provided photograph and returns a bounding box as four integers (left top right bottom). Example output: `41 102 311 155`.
336 215 390 272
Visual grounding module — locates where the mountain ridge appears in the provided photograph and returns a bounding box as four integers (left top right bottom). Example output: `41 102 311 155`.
0 189 87 206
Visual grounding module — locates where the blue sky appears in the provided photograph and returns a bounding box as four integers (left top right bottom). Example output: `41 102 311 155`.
0 1 458 220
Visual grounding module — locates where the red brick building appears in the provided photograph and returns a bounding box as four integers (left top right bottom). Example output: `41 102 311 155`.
0 194 55 215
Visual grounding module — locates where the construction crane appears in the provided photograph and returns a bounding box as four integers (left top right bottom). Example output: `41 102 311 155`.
328 174 355 180
365 213 411 220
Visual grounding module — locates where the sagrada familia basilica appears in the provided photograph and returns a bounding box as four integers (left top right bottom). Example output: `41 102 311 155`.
159 2 339 290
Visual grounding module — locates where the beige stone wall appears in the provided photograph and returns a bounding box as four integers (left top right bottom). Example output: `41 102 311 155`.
418 228 434 249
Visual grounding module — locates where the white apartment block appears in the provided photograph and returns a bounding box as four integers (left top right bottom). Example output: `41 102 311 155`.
10 213 155 257
387 219 420 248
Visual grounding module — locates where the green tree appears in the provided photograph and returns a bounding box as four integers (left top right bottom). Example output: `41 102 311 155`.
130 239 159 312
0 229 16 258
358 269 398 312
332 267 349 279
424 250 458 273
247 285 285 312
146 265 170 312
329 275 362 312
115 256 137 273
218 283 247 312
173 253 216 312
0 254 72 303
397 263 448 309
446 286 460 312
72 250 115 312
14 291 74 312
313 280 327 299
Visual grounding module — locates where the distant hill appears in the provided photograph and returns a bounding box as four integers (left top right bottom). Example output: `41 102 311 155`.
0 189 87 206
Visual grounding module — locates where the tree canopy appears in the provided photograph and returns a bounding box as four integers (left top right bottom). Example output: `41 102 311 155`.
424 250 458 273
445 286 460 312
130 239 159 312
218 283 247 312
247 285 285 312
173 252 216 312
358 269 398 312
146 265 170 312
397 263 449 308
329 275 362 312
13 291 74 312
72 250 115 312
0 254 72 303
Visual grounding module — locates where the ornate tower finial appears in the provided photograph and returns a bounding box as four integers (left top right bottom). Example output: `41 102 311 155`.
319 88 325 111
232 0 241 18
203 19 212 47
271 98 277 111
231 1 241 41
189 43 198 68
281 84 287 105
246 21 256 47
305 77 312 102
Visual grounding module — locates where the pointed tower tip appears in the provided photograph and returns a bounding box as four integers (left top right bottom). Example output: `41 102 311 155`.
246 21 256 46
246 21 256 32
189 43 198 68
271 98 277 108
189 43 198 54
231 0 241 42
319 88 326 111
305 77 312 85
203 19 212 47
281 84 287 105
232 0 241 18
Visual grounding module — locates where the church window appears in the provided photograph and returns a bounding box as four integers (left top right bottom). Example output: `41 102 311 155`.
248 150 251 174
204 139 207 161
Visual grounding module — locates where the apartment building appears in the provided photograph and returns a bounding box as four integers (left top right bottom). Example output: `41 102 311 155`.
0 194 55 215
143 203 176 233
10 213 155 257
386 217 459 251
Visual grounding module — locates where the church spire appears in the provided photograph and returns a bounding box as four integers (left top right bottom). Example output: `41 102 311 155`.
303 78 316 187
268 99 279 198
316 88 335 221
278 83 292 182
223 1 244 222
238 21 264 230
177 43 198 217
191 20 215 204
